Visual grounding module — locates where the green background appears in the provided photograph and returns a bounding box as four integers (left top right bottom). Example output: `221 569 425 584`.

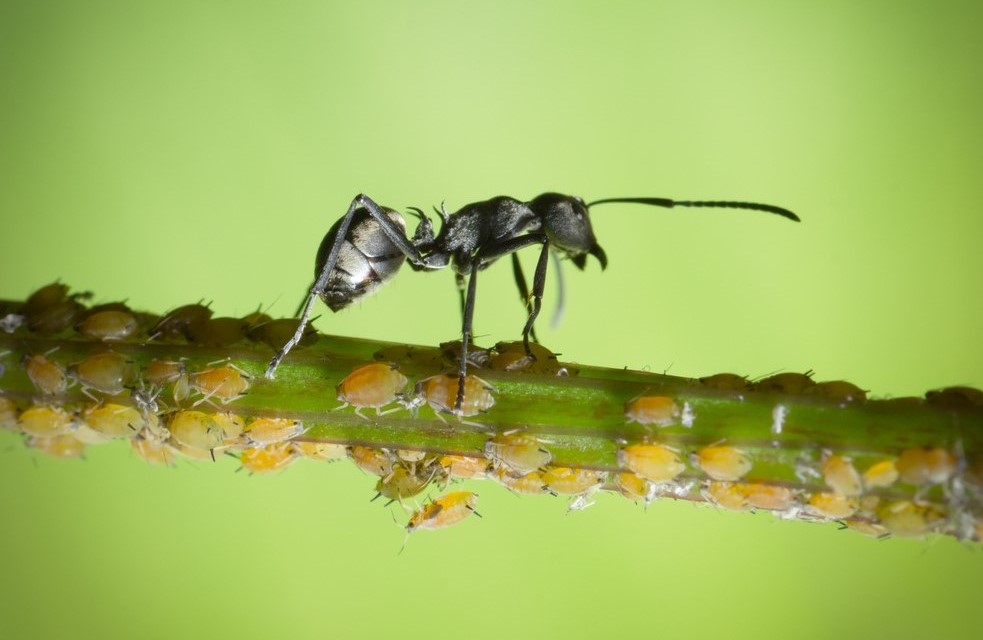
1 1 981 638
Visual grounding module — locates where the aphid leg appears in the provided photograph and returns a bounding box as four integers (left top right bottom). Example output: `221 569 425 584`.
265 194 427 379
510 253 538 344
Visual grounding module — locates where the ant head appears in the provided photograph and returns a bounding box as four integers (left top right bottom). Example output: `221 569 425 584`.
528 193 607 271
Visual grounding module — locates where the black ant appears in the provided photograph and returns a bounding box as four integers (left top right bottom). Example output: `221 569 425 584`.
264 193 799 410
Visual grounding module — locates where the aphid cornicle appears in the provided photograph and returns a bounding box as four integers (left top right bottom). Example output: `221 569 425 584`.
265 193 799 411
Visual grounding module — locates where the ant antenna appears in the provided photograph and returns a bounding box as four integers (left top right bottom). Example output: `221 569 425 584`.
587 197 800 222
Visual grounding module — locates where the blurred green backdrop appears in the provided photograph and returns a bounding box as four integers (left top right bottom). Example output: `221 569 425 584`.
1 1 981 638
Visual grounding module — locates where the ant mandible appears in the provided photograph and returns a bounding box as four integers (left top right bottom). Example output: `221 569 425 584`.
264 193 799 410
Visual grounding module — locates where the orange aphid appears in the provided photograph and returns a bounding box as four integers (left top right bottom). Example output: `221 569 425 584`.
624 395 679 427
694 445 752 481
23 354 68 395
440 454 489 479
862 459 899 489
542 466 606 496
617 443 685 483
488 341 562 374
415 374 495 418
349 446 395 477
741 483 797 511
895 447 957 485
72 351 138 395
703 481 751 512
491 467 551 495
131 436 176 466
806 492 858 519
144 359 186 387
876 500 943 538
292 441 347 461
18 405 73 438
485 433 552 475
240 443 296 473
167 410 224 453
27 434 86 459
822 454 862 496
406 491 479 533
335 363 408 418
617 472 655 503
82 403 145 439
243 417 305 446
75 310 139 341
187 365 250 405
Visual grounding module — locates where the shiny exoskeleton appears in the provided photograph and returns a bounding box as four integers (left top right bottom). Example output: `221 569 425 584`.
265 193 799 409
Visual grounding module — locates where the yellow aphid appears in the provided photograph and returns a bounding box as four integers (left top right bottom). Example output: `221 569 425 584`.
624 395 679 427
877 501 944 538
617 443 685 483
76 310 139 341
0 396 18 430
240 443 296 473
82 403 145 439
212 412 245 444
187 365 250 405
862 459 899 489
617 472 655 503
169 441 223 461
822 454 862 496
375 464 436 503
396 449 427 463
27 434 86 459
741 483 797 511
131 436 176 466
167 410 224 453
243 417 305 446
703 481 751 512
440 454 489 479
806 492 858 519
335 363 408 418
843 519 890 539
895 447 957 485
803 380 867 402
698 373 749 392
416 374 495 418
694 445 752 481
491 467 551 495
542 466 606 495
406 491 479 533
23 354 68 395
72 351 138 395
18 405 73 438
292 441 347 461
485 433 552 475
144 359 186 386
349 446 395 477
753 372 815 395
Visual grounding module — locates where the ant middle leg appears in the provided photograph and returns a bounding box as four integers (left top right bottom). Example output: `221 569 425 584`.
520 242 550 359
510 254 539 344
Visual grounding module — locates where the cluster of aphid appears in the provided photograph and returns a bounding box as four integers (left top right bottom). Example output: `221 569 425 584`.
3 283 983 542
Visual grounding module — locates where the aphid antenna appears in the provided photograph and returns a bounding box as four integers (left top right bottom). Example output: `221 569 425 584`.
586 197 800 223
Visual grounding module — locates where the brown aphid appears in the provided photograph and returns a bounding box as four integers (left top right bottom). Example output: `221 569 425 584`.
694 445 752 481
488 341 562 374
75 309 140 341
406 491 479 533
22 282 70 318
925 386 983 408
240 443 296 473
624 395 679 427
71 351 138 396
492 467 552 495
82 403 145 439
149 303 213 340
895 447 957 485
0 396 18 430
862 459 899 489
806 492 858 519
292 441 347 461
440 455 490 479
702 481 752 512
167 410 224 454
349 446 396 477
822 454 863 497
18 405 73 438
440 340 491 368
239 310 273 333
741 483 797 511
373 344 443 368
617 443 685 483
375 463 438 503
542 466 606 496
187 365 250 405
336 363 408 418
804 380 867 403
23 353 69 395
28 297 87 335
185 317 246 347
27 434 86 459
416 374 495 418
753 372 815 395
877 500 944 538
131 436 176 466
247 318 318 350
242 417 305 446
144 359 186 387
485 433 552 475
698 373 749 392
617 473 655 504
